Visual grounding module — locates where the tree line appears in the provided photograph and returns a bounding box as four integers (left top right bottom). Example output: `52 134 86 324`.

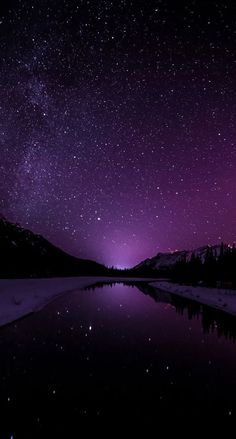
170 243 236 288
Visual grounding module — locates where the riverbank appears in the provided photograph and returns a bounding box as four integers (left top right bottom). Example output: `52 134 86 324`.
0 277 157 327
1 277 236 328
152 281 236 316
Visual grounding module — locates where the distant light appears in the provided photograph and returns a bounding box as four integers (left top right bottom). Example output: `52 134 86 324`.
89 325 92 331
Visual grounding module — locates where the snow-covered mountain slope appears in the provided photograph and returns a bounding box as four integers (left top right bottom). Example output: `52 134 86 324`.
188 244 228 263
134 250 188 271
134 244 229 272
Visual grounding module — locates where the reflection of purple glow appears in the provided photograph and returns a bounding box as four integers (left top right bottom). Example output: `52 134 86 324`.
1 283 236 422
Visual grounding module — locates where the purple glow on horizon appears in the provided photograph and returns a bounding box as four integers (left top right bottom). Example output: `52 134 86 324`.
1 1 236 267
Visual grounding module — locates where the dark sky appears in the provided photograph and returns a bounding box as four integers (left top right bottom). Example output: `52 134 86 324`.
0 0 236 267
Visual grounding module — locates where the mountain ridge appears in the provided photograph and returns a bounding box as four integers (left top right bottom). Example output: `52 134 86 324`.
0 215 107 278
133 243 231 272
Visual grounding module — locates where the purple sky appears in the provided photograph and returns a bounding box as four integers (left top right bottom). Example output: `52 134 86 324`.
1 0 236 267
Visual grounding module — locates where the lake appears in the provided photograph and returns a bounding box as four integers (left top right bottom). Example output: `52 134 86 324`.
1 280 236 435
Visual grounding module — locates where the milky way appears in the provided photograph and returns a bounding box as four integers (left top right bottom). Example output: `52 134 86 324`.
1 0 236 267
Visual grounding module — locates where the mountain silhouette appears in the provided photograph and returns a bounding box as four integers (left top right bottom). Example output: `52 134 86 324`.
0 215 107 278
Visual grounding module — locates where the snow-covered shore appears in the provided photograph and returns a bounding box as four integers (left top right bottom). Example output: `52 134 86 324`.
1 277 236 328
152 281 236 316
0 277 156 328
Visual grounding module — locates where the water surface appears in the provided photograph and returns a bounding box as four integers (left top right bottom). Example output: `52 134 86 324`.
1 281 236 435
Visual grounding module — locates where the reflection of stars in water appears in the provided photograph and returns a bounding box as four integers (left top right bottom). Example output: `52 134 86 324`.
1 284 236 425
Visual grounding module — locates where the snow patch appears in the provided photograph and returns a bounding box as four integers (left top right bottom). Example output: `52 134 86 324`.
0 277 157 327
152 281 236 316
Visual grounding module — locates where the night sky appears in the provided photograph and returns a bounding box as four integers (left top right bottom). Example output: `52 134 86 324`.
0 0 236 268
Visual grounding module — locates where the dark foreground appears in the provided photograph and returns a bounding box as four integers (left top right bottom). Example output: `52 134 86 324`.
1 281 236 436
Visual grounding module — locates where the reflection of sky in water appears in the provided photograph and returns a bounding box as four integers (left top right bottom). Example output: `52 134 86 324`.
0 282 236 435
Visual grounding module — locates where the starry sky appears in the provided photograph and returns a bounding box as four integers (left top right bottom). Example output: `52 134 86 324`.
0 0 236 268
